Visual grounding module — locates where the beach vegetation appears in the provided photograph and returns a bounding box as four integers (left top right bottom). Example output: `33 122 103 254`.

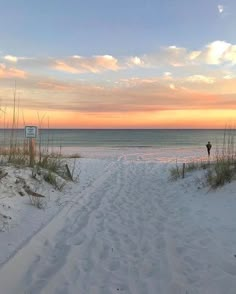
170 127 236 189
38 153 64 174
206 156 236 188
43 171 58 189
170 166 180 180
0 96 76 190
5 147 29 166
185 161 208 172
206 127 236 188
170 160 207 181
170 160 181 180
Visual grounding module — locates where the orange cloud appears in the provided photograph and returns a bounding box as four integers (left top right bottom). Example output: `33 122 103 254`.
186 75 215 84
0 63 236 128
2 95 236 129
54 61 79 74
38 80 75 91
53 55 120 74
3 40 236 79
1 75 236 115
125 41 236 68
0 64 27 79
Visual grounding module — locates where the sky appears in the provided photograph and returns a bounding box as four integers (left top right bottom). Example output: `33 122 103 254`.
0 0 236 128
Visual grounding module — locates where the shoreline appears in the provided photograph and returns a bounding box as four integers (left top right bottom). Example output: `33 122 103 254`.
60 145 210 163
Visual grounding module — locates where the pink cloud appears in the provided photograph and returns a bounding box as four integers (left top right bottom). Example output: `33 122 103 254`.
0 64 27 79
53 55 120 74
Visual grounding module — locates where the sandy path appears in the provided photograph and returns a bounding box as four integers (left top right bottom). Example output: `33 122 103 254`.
0 157 236 293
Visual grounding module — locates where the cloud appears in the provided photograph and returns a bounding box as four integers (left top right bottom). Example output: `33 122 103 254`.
218 4 224 14
4 55 18 63
3 55 34 64
165 46 187 67
2 40 236 81
186 75 216 84
127 56 145 67
204 41 231 64
127 41 236 68
38 80 75 91
164 72 172 76
54 61 79 74
224 74 234 80
163 72 172 80
1 54 120 74
93 55 120 71
53 55 120 74
129 41 236 68
1 73 236 117
169 83 176 90
187 41 236 65
188 51 201 61
143 45 188 68
0 63 27 79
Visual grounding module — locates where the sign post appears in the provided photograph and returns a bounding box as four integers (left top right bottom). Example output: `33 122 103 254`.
25 126 37 167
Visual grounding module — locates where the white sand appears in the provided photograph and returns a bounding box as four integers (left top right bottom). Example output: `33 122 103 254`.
0 147 236 294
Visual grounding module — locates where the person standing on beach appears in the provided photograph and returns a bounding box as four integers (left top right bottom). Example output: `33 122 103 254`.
206 141 212 156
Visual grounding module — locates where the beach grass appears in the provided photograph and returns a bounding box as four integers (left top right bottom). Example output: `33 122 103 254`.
206 128 236 188
170 160 208 181
170 128 236 188
0 136 74 192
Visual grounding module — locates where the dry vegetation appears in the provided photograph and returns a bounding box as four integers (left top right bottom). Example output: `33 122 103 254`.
170 128 236 188
0 90 80 212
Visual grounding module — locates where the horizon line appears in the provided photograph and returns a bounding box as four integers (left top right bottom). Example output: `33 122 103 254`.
0 127 231 130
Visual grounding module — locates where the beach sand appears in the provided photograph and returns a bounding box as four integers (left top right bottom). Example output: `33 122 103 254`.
0 147 236 293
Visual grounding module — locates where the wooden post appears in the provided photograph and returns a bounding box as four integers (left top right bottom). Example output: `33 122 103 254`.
25 126 37 167
65 164 73 181
29 138 35 167
182 163 185 178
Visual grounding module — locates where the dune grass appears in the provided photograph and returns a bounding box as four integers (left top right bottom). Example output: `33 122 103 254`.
170 160 208 181
205 128 236 188
170 128 236 188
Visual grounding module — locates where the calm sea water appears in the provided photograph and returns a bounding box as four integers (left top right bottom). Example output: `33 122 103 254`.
0 129 230 148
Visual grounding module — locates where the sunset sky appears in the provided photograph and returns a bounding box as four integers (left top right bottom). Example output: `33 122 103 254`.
0 0 236 128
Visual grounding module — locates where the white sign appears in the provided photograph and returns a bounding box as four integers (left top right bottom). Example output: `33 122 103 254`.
25 126 38 138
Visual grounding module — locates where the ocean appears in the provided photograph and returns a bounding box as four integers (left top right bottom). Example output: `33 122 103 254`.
0 129 230 148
